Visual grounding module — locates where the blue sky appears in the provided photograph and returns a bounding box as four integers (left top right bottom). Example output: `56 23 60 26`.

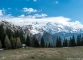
0 0 83 23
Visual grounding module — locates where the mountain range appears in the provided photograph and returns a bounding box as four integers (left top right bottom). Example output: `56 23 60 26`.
0 19 83 44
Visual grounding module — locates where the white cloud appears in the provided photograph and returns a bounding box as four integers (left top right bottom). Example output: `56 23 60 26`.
55 1 58 4
18 14 25 18
0 10 3 16
0 12 83 30
8 8 11 10
34 0 37 2
23 8 37 14
18 13 47 18
31 13 47 18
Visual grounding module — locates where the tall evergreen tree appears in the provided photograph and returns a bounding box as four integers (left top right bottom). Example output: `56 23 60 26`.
16 37 22 48
31 36 36 47
4 35 11 49
46 43 48 48
34 39 39 47
6 28 13 40
69 37 72 47
48 43 50 48
10 37 17 49
72 35 76 46
63 38 67 47
77 34 81 46
26 35 31 46
81 37 83 46
0 24 5 48
0 40 2 48
41 38 45 47
69 35 76 47
56 37 62 47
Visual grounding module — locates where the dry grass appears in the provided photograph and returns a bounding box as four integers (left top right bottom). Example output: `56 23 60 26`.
0 46 83 60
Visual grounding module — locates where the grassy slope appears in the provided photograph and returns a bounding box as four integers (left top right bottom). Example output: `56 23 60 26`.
0 46 83 60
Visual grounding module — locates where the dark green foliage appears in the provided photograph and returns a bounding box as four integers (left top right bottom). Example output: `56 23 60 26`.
69 35 76 47
4 35 11 49
11 37 17 49
16 37 22 48
14 30 25 44
72 35 76 46
6 28 13 40
31 36 35 47
31 36 40 47
0 40 2 48
41 38 45 47
26 35 31 46
76 34 81 46
45 43 48 48
48 43 50 48
34 39 40 47
81 37 83 46
56 37 62 47
0 24 5 48
63 38 68 47
69 37 72 47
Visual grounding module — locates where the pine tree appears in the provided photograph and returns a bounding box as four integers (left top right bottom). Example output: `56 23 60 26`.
0 24 5 48
77 34 81 46
16 37 22 48
11 37 17 49
41 38 45 47
0 40 2 48
4 35 11 49
81 37 83 46
72 35 76 46
31 36 36 47
56 37 58 47
69 37 72 47
46 43 48 48
26 35 30 46
6 28 13 40
48 43 50 48
69 35 76 47
58 37 62 47
34 39 39 47
63 38 67 47
56 37 62 47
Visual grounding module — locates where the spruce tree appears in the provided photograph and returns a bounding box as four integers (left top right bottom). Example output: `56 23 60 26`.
4 35 11 49
26 35 30 46
72 35 76 46
77 34 81 46
0 40 2 48
41 38 45 47
56 37 62 47
69 37 72 47
81 37 83 46
31 36 36 47
11 37 17 49
63 38 67 47
46 43 48 48
34 39 39 47
16 37 22 48
56 37 58 47
48 43 50 48
0 24 5 48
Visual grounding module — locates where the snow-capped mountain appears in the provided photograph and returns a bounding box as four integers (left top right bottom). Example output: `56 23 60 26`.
1 19 83 44
6 20 83 35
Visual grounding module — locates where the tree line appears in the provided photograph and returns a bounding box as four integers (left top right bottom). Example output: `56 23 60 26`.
0 24 83 49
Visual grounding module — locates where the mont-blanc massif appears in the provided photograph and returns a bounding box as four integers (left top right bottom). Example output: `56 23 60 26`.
0 0 83 60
